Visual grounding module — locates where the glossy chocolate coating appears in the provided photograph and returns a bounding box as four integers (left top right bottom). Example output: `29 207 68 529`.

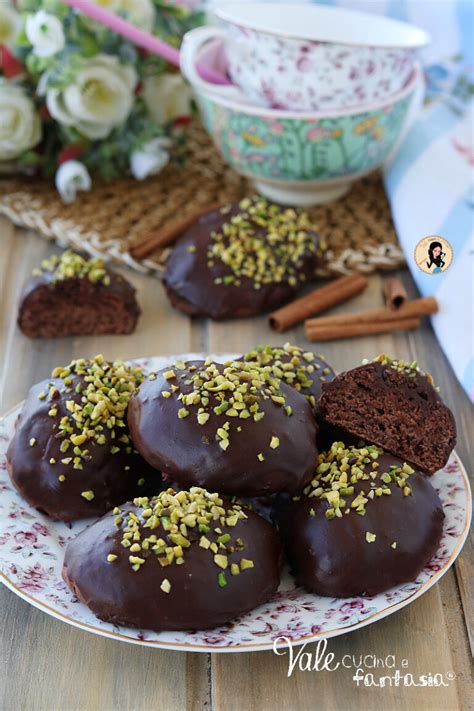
316 422 362 452
318 361 456 475
163 205 320 320
241 345 335 408
283 453 445 597
7 377 161 520
128 361 318 496
18 268 140 338
62 500 282 631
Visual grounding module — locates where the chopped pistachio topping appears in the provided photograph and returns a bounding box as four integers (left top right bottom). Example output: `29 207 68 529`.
110 487 253 587
33 250 110 285
366 532 376 543
29 438 36 447
300 442 415 520
368 354 438 391
391 541 397 549
107 554 118 562
240 558 254 570
81 490 95 501
43 355 143 491
160 578 171 593
207 197 320 287
243 343 332 403
214 554 228 569
162 359 290 452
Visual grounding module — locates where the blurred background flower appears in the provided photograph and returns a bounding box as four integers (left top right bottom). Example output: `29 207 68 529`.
0 0 204 200
0 1 21 48
0 80 42 160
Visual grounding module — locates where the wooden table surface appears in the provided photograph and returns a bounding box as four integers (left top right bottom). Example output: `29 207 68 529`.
0 218 472 711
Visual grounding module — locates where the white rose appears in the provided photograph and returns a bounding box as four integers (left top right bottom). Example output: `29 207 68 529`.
0 81 42 161
94 0 155 31
25 10 65 58
130 137 171 180
55 160 92 203
143 73 193 124
43 55 137 140
0 1 21 48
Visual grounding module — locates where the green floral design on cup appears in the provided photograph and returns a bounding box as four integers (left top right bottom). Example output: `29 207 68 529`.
197 95 411 182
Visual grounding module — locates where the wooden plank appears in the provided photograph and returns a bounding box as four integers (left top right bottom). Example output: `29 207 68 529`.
213 589 462 711
0 218 206 711
397 269 474 658
0 590 194 711
213 586 462 711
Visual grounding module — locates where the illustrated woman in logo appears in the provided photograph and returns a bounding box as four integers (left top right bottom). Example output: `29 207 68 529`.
426 241 446 273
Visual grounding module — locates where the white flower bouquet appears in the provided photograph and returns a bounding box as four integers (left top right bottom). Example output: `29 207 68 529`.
0 0 203 201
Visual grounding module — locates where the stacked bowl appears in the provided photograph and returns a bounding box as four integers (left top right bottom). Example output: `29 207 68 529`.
181 3 429 205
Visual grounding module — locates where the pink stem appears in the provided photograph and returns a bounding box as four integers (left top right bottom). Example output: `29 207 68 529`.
63 0 230 85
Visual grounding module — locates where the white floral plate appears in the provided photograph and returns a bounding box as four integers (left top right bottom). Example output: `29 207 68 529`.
0 354 471 653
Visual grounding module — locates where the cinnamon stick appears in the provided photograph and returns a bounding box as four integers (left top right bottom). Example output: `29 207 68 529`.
130 202 221 260
384 276 408 310
269 273 369 332
305 317 421 342
305 296 438 329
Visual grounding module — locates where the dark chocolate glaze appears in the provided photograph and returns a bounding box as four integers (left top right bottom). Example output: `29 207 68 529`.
128 361 319 496
283 453 445 597
163 204 320 320
241 346 335 408
318 362 456 475
7 377 161 520
316 422 362 452
18 268 140 338
62 500 282 631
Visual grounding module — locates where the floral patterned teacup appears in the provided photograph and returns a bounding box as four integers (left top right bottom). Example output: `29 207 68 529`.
190 60 424 205
182 3 429 112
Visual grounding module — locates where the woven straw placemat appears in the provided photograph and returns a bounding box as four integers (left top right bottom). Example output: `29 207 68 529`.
0 123 404 278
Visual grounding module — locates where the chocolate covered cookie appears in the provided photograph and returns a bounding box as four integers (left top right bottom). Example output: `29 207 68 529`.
18 251 140 338
318 355 456 475
128 358 318 496
163 197 321 320
242 343 335 409
282 442 444 597
63 487 282 631
7 355 160 520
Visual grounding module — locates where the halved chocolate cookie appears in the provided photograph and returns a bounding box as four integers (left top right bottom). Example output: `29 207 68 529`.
18 251 140 338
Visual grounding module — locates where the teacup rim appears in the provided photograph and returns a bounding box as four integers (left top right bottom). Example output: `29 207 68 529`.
215 2 430 49
194 62 422 120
